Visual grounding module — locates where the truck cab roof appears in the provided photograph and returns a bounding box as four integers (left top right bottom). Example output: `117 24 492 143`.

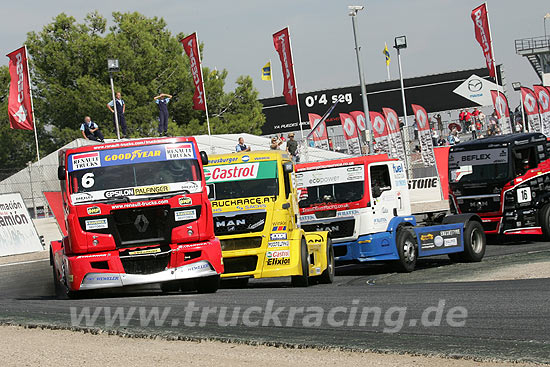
207 150 291 166
450 133 547 151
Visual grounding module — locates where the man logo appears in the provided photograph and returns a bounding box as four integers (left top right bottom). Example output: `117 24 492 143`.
134 214 149 233
467 78 483 92
355 114 367 131
524 93 537 113
344 118 356 137
416 110 427 129
14 105 28 123
373 116 385 135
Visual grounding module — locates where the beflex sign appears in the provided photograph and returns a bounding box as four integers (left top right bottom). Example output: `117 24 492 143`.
0 193 43 256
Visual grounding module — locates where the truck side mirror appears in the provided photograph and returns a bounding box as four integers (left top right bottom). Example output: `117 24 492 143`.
282 203 290 209
283 162 293 174
57 166 66 181
200 151 208 166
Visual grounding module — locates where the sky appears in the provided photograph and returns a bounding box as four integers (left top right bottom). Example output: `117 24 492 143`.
1 0 549 107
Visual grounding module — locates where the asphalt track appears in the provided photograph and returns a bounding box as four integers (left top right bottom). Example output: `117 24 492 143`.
0 236 549 365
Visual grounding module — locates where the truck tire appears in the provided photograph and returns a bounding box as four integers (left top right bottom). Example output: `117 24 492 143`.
291 238 310 287
539 203 550 239
160 280 181 293
196 275 220 293
393 228 417 273
449 220 485 262
318 238 335 284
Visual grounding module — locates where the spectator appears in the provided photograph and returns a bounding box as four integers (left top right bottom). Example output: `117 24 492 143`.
472 108 480 123
270 136 282 150
80 116 104 142
107 92 127 138
431 127 439 146
515 121 523 133
464 110 472 128
448 129 460 145
286 132 299 162
435 113 443 131
328 138 334 151
154 93 172 136
437 136 447 146
459 109 466 129
308 140 315 147
469 121 477 140
235 137 251 152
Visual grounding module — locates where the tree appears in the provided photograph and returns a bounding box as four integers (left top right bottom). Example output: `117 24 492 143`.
24 11 265 147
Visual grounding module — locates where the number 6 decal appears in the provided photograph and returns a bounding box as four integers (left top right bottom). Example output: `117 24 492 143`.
82 172 95 188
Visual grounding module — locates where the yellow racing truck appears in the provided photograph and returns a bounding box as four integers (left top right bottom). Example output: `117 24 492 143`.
205 150 334 287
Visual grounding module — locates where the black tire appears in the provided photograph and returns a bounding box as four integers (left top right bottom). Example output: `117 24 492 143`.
52 262 64 299
454 220 486 262
160 280 181 293
291 238 310 287
540 203 550 239
393 228 417 273
318 238 334 284
196 275 220 294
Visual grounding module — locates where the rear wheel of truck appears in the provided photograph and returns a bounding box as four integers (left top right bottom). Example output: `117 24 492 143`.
318 238 335 284
449 220 485 262
393 228 417 273
540 204 550 239
291 238 310 287
196 275 220 293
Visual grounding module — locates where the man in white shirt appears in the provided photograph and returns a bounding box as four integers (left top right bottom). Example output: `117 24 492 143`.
80 116 104 142
107 92 127 137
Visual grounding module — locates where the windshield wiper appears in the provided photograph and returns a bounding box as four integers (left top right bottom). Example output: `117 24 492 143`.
79 196 131 205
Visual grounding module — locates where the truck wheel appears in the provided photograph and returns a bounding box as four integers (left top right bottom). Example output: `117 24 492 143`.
291 238 310 287
393 228 417 273
52 263 63 299
161 280 181 293
539 204 550 239
318 238 335 284
196 275 220 293
451 220 486 262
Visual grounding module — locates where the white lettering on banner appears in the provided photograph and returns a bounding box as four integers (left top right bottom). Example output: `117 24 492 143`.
187 38 204 106
419 131 436 166
15 52 25 104
473 8 493 71
295 165 364 188
277 33 294 98
0 193 43 257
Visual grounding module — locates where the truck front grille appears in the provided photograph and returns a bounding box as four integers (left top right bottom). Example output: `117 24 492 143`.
223 256 258 274
119 246 171 275
302 219 355 239
220 237 263 251
113 205 170 247
457 197 500 214
213 212 267 236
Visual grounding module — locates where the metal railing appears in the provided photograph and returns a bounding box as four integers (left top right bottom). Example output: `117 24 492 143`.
515 36 550 53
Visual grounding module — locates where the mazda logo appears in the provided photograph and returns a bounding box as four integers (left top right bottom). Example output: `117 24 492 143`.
134 214 149 233
468 79 483 92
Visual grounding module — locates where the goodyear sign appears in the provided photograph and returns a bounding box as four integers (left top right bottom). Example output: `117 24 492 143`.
68 143 197 172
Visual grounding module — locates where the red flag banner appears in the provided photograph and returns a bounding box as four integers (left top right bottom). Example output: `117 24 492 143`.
181 33 206 111
349 111 367 132
520 87 542 133
273 27 297 106
339 113 361 155
308 113 329 149
490 90 512 134
534 85 550 137
471 3 495 78
382 107 406 162
411 104 436 166
369 112 390 154
7 46 34 130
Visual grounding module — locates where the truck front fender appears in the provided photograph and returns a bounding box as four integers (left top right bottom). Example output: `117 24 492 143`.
442 213 482 225
386 216 417 233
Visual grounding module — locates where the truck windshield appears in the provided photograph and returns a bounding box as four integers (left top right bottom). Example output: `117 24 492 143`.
206 160 279 200
449 148 509 184
296 165 364 208
67 143 202 204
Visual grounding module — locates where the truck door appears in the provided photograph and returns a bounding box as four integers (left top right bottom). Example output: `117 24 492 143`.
369 163 400 232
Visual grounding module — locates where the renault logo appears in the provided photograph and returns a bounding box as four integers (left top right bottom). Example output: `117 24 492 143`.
134 214 149 232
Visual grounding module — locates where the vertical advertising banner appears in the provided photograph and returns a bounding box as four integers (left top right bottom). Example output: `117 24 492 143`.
308 113 329 149
6 46 34 130
490 90 512 134
411 104 436 166
534 85 550 137
349 111 367 132
0 193 43 256
520 87 542 134
383 107 406 162
471 3 495 78
181 33 206 111
369 112 390 154
273 27 297 106
339 113 361 155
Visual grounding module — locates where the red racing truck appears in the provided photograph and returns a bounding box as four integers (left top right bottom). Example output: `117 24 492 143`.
449 132 550 237
51 137 223 297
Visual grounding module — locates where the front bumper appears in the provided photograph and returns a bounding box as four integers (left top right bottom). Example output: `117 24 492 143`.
333 232 399 263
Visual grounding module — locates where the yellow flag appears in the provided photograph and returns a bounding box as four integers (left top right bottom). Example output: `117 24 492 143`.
261 61 271 81
383 43 391 66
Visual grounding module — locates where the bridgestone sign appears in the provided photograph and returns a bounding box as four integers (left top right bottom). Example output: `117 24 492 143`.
0 193 43 256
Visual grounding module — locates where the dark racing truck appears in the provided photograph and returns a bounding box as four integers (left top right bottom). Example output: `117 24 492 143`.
51 137 223 297
449 133 550 237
